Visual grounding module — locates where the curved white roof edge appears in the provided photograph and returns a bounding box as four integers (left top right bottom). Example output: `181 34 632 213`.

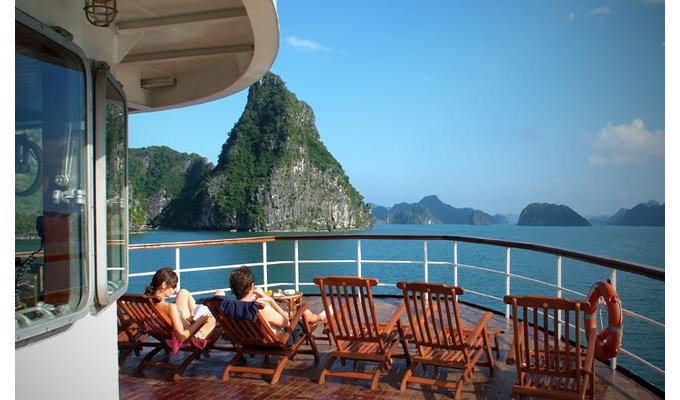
168 1 280 110
15 0 280 113
127 1 280 113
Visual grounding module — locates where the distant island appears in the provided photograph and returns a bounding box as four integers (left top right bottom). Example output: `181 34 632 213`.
372 197 665 228
371 195 507 226
517 203 590 226
603 201 664 226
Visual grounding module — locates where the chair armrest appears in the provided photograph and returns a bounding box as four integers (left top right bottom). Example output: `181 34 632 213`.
583 327 597 373
286 302 310 329
382 303 406 336
186 314 209 339
278 303 309 344
464 311 492 348
579 327 598 398
506 323 524 365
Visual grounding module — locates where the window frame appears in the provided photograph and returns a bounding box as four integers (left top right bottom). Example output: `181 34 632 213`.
15 9 95 345
93 62 129 308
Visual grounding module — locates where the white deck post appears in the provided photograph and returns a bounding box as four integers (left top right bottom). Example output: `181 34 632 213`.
262 242 268 291
294 240 299 291
175 247 181 289
505 247 511 320
423 241 429 283
557 256 563 340
357 239 362 278
453 241 458 287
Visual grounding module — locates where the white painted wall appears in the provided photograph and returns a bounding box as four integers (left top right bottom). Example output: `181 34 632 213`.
15 305 120 400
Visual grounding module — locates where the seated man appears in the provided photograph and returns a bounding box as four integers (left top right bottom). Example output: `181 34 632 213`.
217 265 326 341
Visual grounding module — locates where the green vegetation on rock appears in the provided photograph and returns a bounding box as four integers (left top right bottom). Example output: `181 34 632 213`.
128 146 211 230
128 72 371 232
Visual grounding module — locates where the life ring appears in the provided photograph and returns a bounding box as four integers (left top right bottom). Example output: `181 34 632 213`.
585 281 623 360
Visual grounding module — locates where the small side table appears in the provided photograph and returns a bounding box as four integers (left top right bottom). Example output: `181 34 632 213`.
273 291 303 320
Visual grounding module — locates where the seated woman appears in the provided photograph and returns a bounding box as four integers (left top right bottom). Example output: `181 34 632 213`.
145 267 216 341
220 265 326 338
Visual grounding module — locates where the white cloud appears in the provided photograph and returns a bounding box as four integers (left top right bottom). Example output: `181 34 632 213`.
285 36 329 51
568 12 576 21
591 6 612 16
589 118 664 165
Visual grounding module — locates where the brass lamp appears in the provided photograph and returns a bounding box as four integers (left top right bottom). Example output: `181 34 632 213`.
84 0 118 27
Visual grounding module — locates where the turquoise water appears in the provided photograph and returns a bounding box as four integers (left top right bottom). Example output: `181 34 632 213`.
129 224 665 391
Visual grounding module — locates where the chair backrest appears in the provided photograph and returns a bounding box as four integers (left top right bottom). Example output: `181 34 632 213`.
204 298 284 349
504 295 590 379
397 282 466 352
117 294 174 341
117 304 145 339
313 276 381 343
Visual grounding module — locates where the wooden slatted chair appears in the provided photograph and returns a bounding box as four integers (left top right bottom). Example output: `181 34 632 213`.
503 295 596 400
397 282 496 398
204 297 320 384
313 276 410 390
117 294 222 380
117 305 151 367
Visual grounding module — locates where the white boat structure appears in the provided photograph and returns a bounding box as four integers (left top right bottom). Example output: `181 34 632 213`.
15 1 664 399
15 1 278 399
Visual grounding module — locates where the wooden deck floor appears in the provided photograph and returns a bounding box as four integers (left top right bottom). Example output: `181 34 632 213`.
119 296 660 399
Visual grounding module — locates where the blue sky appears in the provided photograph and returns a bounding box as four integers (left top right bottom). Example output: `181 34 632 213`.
129 0 667 217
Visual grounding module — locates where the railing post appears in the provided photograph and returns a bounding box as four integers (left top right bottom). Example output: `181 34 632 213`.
175 247 181 289
294 240 299 292
453 241 458 287
557 256 563 340
505 247 511 320
424 241 429 283
357 239 362 278
610 268 618 370
262 242 268 291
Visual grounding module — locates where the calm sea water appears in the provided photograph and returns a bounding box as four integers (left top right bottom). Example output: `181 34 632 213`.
129 224 665 390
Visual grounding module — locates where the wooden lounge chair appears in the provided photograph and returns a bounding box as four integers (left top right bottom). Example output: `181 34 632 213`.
204 297 320 384
117 305 151 367
504 295 596 400
397 282 496 398
313 276 410 390
117 294 223 380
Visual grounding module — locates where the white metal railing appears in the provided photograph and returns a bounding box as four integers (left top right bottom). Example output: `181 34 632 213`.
128 234 665 386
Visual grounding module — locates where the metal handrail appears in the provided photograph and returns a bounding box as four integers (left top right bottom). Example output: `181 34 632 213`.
128 233 665 382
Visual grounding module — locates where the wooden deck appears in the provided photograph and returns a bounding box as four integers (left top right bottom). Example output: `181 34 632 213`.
119 296 660 399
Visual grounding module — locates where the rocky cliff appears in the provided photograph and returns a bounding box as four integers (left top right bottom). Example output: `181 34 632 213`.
160 72 372 231
128 146 212 230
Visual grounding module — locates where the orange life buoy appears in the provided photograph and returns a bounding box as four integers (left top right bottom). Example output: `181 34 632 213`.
585 281 623 360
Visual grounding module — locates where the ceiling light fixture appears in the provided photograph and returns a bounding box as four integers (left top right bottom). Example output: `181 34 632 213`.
140 77 176 89
84 0 118 27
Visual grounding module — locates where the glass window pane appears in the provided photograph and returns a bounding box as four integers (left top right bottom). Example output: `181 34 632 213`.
104 78 128 294
15 22 89 337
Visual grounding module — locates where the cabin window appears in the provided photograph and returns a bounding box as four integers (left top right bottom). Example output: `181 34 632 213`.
15 20 91 341
95 66 129 305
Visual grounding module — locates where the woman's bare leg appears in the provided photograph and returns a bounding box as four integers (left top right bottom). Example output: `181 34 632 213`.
176 288 216 339
174 289 195 322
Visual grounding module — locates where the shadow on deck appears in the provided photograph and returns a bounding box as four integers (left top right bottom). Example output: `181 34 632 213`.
119 296 660 399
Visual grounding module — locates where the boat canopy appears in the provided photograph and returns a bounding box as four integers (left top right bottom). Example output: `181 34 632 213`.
16 0 280 112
